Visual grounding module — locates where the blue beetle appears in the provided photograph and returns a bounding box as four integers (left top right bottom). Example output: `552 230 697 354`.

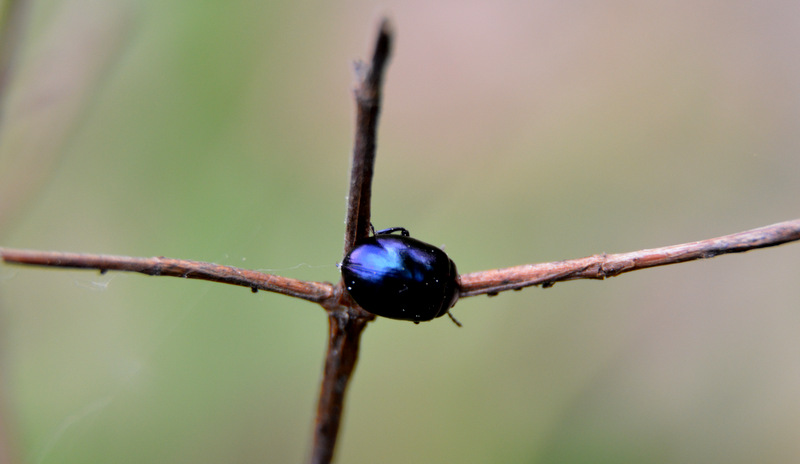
340 227 459 323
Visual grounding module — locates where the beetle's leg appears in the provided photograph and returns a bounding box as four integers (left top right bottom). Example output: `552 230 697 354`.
376 227 410 236
446 311 462 327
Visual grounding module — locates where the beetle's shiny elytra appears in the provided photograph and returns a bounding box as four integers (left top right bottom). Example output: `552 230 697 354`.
340 227 459 323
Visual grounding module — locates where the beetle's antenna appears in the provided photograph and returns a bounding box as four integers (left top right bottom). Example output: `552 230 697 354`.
447 311 462 327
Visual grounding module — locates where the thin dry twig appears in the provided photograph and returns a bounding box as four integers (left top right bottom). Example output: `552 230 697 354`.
309 312 369 464
309 18 393 464
342 19 392 255
0 249 333 302
4 220 799 304
458 219 800 297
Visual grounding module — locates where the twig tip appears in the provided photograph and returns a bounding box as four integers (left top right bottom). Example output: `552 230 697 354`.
377 16 394 40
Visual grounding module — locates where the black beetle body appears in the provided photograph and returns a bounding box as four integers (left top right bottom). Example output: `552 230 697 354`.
340 228 459 323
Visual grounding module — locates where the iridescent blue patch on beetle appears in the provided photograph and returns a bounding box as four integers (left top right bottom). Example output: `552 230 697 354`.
341 228 459 323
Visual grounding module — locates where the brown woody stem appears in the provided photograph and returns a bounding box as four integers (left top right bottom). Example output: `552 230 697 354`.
309 19 392 464
0 248 334 302
458 219 800 297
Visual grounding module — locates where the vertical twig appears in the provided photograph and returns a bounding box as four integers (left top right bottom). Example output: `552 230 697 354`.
309 312 370 464
309 19 393 464
342 18 393 254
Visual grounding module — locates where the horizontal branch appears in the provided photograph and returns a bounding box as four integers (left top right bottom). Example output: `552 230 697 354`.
458 219 800 297
3 219 799 303
0 249 334 303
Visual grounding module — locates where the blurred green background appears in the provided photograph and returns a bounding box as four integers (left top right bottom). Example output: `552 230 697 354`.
1 1 799 463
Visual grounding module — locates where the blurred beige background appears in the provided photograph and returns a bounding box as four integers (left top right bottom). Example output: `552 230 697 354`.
1 1 799 463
